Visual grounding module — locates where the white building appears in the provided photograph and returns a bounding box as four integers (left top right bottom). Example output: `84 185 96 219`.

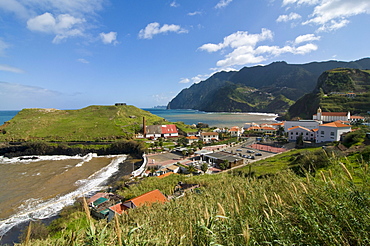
284 120 321 131
316 121 351 143
228 126 243 137
287 126 316 142
200 132 219 143
313 107 350 122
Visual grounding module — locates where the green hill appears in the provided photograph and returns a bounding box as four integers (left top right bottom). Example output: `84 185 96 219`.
0 105 168 142
287 68 370 119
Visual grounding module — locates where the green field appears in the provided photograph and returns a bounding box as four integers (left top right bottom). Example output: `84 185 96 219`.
0 105 194 142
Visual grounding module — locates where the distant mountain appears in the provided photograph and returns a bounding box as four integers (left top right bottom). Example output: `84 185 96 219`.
167 58 370 113
286 68 370 120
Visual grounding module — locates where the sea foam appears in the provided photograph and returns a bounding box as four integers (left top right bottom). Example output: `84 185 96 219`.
0 154 127 237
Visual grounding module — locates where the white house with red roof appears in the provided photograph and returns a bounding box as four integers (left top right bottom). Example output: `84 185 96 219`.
284 120 321 131
145 124 178 138
200 132 219 143
313 107 350 122
316 121 351 143
287 126 316 142
228 126 243 137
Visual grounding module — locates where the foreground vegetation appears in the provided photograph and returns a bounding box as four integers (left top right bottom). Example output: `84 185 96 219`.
17 145 370 245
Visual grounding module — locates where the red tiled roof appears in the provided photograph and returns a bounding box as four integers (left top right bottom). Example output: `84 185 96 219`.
109 203 129 215
314 112 348 116
288 126 310 131
161 124 178 134
157 172 174 179
350 116 364 119
261 127 276 131
320 122 351 128
186 136 198 140
127 189 167 207
247 126 261 131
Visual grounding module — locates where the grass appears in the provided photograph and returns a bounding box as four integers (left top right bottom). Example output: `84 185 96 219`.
19 147 370 245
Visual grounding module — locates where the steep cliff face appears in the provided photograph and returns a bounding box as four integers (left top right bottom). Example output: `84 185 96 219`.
286 68 370 119
167 58 370 113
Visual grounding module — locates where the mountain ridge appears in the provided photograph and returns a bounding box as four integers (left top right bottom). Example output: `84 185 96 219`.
167 58 370 113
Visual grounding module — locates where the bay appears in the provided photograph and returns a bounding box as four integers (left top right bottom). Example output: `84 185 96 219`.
143 108 278 127
0 111 19 126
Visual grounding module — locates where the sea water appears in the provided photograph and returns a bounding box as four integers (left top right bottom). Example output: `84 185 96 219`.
143 108 278 127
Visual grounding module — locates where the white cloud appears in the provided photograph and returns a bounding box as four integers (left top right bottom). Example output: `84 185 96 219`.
294 33 320 44
99 31 118 45
199 29 319 68
138 22 188 39
0 64 25 73
77 58 89 64
283 0 370 32
282 0 320 6
188 11 202 16
199 29 273 53
179 78 190 83
27 12 85 43
215 0 233 9
276 12 301 22
0 0 31 19
170 1 179 7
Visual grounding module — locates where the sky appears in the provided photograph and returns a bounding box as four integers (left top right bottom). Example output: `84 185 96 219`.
0 0 370 110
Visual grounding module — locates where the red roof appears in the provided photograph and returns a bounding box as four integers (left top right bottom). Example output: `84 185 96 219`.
109 203 129 215
161 124 178 134
350 116 364 119
314 112 348 116
288 126 310 132
157 172 174 179
261 127 276 131
320 122 351 128
126 189 167 207
186 136 198 140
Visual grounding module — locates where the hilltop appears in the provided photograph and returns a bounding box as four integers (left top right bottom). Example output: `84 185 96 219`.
286 68 370 119
0 105 169 142
167 58 370 113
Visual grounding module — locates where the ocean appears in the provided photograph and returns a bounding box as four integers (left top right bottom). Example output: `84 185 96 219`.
143 108 278 127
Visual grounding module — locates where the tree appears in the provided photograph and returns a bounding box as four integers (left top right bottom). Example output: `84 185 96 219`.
187 165 197 174
219 160 229 170
201 163 208 173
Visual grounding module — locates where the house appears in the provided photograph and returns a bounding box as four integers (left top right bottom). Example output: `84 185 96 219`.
145 124 178 138
122 189 167 209
246 126 261 132
313 107 350 122
229 126 243 137
260 126 277 135
316 121 352 143
350 115 365 124
200 132 219 143
287 126 316 142
186 136 199 145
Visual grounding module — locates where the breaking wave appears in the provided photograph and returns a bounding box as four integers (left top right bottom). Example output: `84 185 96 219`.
0 154 127 237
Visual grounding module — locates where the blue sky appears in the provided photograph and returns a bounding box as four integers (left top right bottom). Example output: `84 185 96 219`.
0 0 370 110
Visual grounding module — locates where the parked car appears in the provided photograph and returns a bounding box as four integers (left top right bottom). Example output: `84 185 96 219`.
255 153 262 156
247 150 255 153
236 149 242 151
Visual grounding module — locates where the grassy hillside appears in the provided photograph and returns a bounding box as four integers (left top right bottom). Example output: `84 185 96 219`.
21 146 370 245
0 105 169 142
287 68 370 119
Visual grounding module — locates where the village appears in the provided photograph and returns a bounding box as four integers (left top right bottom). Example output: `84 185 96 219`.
87 107 366 220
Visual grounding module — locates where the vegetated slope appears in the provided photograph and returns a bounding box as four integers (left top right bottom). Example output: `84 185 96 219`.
25 147 370 245
287 68 370 119
167 58 370 113
0 105 167 142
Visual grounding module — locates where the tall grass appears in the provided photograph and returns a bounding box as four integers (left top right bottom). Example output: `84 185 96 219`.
19 152 370 245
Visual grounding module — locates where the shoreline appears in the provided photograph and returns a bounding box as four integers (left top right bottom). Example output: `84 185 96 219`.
0 155 139 245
